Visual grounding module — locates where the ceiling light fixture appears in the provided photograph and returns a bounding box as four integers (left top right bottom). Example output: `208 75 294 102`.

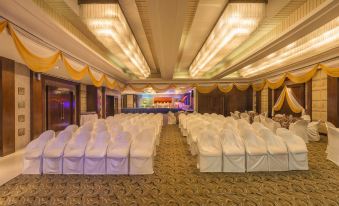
189 3 265 78
240 17 339 77
80 4 150 79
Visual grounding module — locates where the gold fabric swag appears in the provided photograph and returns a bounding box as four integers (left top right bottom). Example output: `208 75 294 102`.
1 20 339 93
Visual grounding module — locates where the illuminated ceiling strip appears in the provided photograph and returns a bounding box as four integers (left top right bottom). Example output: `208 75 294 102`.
240 17 339 77
189 3 265 78
81 3 150 78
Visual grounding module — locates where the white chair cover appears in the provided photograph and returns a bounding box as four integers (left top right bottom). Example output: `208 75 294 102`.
84 131 111 174
289 120 309 143
43 131 73 174
253 115 260 123
167 112 176 125
220 129 245 172
263 117 281 134
240 113 250 123
64 125 79 134
197 131 222 172
257 127 288 171
23 130 55 174
129 129 155 174
239 127 268 172
301 115 311 122
107 131 132 174
276 128 308 170
326 126 339 166
307 121 320 142
63 131 92 174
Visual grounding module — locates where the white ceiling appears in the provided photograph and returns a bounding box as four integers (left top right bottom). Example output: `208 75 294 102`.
0 0 338 84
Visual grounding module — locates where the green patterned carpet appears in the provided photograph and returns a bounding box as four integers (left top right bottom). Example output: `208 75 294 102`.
1 125 339 205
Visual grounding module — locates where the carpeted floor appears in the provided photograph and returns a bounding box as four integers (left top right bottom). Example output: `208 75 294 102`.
1 125 339 205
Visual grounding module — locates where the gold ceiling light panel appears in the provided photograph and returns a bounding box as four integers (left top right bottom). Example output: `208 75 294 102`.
80 4 150 79
188 3 265 78
239 17 339 77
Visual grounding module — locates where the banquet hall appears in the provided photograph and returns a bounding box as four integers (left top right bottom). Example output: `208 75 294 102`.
0 0 339 205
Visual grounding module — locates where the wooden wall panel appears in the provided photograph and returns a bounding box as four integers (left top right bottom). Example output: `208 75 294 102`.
197 88 252 116
102 87 106 119
246 87 253 111
268 88 272 117
224 89 247 116
0 57 15 156
86 85 98 112
30 72 44 140
327 76 339 127
256 91 261 113
198 89 224 115
306 81 312 117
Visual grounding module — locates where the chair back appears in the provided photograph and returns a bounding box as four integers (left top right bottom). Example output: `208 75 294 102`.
65 125 79 133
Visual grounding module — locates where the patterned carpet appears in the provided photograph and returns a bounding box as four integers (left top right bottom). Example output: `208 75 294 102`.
1 125 339 205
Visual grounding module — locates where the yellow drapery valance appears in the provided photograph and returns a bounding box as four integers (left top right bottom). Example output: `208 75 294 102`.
104 76 117 90
234 83 250 91
116 82 127 91
319 64 339 77
195 84 218 93
8 24 61 72
252 81 266 91
61 54 89 80
0 20 7 33
266 74 286 90
88 69 105 87
128 84 150 92
286 64 318 83
217 84 233 93
151 84 175 92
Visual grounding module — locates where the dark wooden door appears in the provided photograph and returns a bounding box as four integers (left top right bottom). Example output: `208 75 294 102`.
106 95 115 117
47 86 74 131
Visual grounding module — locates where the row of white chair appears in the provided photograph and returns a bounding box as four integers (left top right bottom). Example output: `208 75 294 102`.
23 113 163 175
179 113 308 172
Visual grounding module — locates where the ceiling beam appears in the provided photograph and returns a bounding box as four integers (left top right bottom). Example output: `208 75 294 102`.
144 0 188 80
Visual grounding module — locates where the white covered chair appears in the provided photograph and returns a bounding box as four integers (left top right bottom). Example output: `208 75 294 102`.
23 130 55 174
167 112 176 125
107 131 132 174
257 127 288 171
326 122 336 154
263 117 281 134
84 131 111 174
326 125 339 166
253 115 260 123
301 115 311 122
289 120 309 143
220 129 245 172
63 131 91 174
276 128 308 170
129 129 156 175
240 113 250 123
197 131 222 172
239 127 268 172
307 121 321 142
64 125 79 134
43 131 73 174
